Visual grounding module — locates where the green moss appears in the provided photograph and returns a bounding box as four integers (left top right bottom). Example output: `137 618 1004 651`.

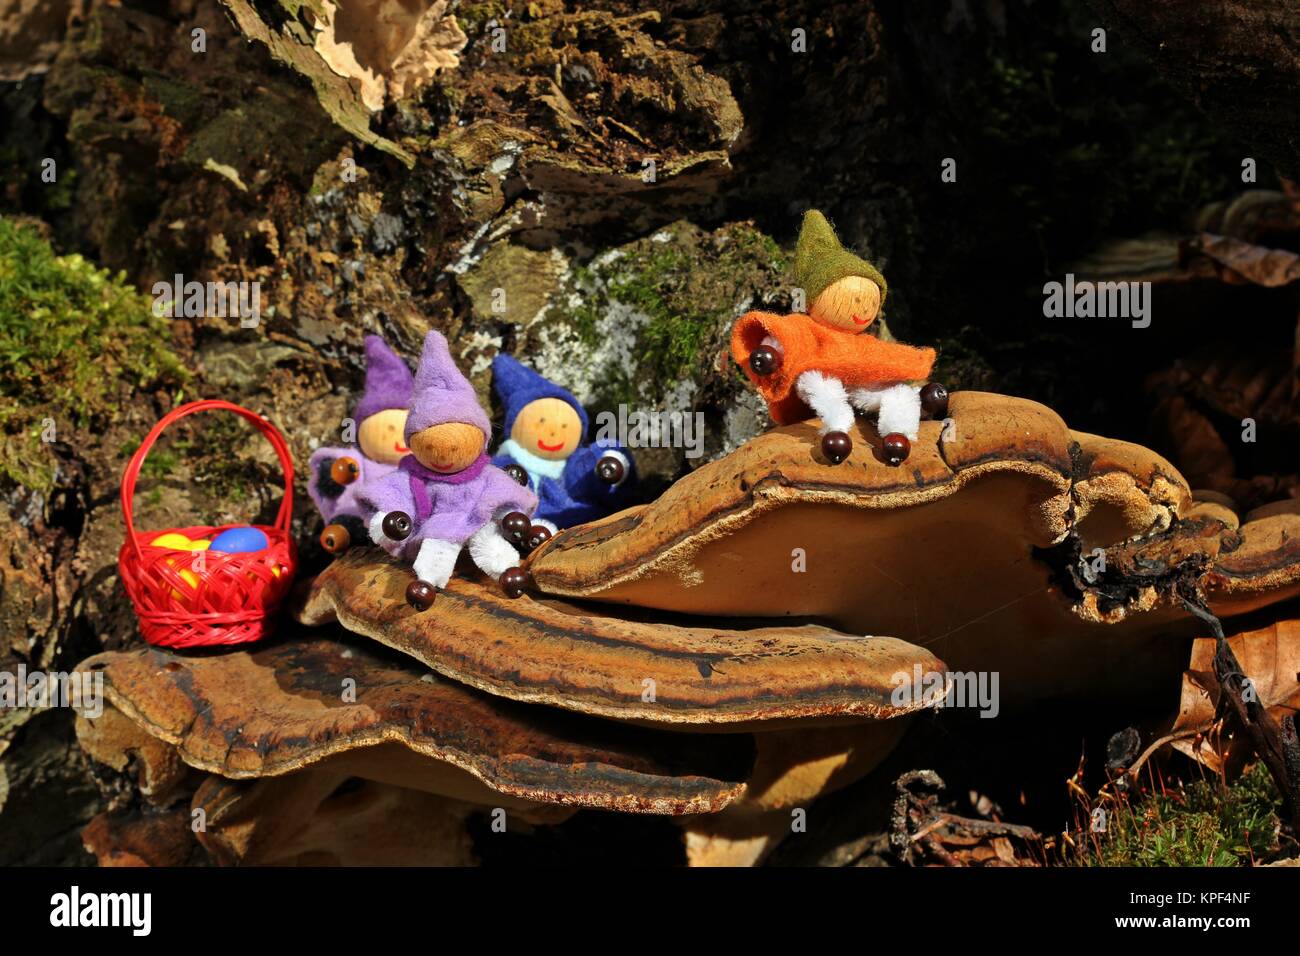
1070 763 1283 867
458 1 510 38
0 218 188 491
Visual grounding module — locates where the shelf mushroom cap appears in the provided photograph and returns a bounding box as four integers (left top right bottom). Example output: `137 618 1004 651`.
75 638 757 815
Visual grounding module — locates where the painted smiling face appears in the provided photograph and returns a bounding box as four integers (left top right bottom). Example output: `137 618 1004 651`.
510 397 582 461
408 422 485 473
808 275 882 334
357 408 412 464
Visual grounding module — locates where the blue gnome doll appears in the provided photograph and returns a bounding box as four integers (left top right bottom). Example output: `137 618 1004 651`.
490 354 636 530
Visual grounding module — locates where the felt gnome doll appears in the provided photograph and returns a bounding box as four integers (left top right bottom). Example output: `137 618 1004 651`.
360 331 539 609
308 334 415 553
731 210 948 466
490 354 635 531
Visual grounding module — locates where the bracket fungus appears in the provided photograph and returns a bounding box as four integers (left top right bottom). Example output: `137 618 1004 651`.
527 392 1300 708
75 637 760 816
299 550 946 727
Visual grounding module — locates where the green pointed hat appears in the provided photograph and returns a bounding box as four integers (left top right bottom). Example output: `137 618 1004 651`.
794 210 887 306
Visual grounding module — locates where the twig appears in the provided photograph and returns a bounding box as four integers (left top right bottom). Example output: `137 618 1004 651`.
1179 589 1300 833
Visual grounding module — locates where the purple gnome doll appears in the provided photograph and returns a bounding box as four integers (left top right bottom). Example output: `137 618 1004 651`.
361 331 539 609
308 335 414 554
490 354 635 531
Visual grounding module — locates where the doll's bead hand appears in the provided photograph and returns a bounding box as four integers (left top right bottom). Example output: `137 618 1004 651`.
504 463 529 486
320 523 351 554
501 511 531 545
381 511 413 541
595 452 627 486
330 456 361 486
369 513 407 557
920 382 949 420
527 524 552 552
749 346 782 377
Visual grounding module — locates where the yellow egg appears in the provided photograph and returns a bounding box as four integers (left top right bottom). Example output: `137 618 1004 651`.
164 557 203 603
150 533 210 551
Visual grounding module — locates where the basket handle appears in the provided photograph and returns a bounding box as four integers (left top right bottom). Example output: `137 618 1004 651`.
121 399 295 562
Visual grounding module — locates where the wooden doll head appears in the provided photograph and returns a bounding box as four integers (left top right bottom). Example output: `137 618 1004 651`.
357 408 411 464
408 422 486 473
509 397 582 461
809 275 882 333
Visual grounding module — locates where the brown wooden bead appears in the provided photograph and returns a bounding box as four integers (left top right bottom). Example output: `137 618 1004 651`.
528 525 552 551
881 432 911 466
381 511 412 540
749 345 782 377
319 523 351 554
501 511 531 544
920 382 949 420
330 456 361 486
405 579 437 610
595 454 625 485
821 430 852 464
500 566 531 598
504 463 529 486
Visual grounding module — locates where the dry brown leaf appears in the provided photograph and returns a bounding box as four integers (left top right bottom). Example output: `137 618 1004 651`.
1165 620 1300 771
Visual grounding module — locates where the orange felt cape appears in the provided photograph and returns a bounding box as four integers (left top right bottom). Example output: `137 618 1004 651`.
731 311 936 425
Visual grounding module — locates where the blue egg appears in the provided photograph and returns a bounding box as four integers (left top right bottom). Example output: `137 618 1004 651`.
209 526 270 554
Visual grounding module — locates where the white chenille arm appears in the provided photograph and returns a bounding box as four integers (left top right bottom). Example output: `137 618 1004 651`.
368 512 404 556
467 523 521 579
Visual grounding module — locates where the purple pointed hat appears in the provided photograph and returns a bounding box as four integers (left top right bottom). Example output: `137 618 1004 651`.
354 335 415 423
404 330 493 443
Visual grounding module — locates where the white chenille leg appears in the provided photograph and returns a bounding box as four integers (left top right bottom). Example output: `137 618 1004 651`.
795 371 856 434
467 524 521 578
876 383 923 440
846 386 884 414
412 538 461 589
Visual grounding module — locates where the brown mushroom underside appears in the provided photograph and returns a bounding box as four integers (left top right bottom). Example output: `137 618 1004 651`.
526 393 1300 705
297 551 947 727
76 637 756 814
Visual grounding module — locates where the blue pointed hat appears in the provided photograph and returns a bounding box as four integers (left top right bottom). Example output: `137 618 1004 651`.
491 353 589 436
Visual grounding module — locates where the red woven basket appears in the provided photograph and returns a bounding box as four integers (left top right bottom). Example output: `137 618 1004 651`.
118 400 297 649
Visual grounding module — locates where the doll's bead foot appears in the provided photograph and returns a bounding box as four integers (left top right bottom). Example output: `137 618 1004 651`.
920 382 949 420
500 566 532 598
320 523 351 554
382 511 413 541
595 454 625 485
330 456 361 486
501 511 531 545
749 346 782 377
405 579 437 610
821 431 852 464
881 433 911 466
504 463 529 486
526 524 552 552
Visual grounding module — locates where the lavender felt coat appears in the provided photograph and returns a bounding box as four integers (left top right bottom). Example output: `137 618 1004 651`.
307 446 401 523
359 456 537 561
